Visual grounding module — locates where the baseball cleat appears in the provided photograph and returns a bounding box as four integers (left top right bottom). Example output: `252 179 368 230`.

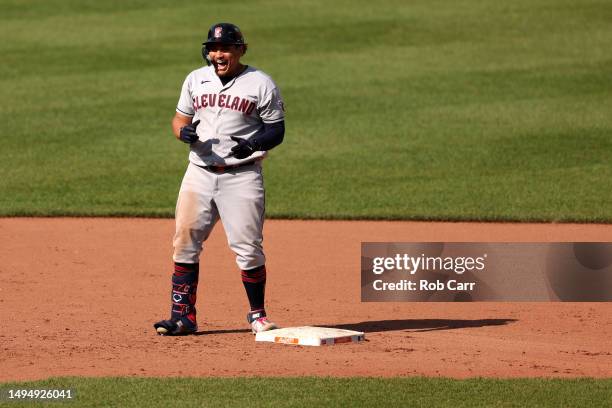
250 317 278 334
247 310 278 334
154 318 197 336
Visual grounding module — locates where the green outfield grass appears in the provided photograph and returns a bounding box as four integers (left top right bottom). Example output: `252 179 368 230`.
1 377 611 407
1 0 611 221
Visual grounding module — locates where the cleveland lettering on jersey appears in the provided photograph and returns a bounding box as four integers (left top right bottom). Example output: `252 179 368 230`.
192 93 256 115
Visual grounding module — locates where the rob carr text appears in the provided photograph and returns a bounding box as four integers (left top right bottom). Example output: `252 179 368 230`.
373 279 476 291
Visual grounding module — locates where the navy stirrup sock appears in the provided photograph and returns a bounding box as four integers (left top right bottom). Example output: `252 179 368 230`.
171 262 199 325
241 265 266 311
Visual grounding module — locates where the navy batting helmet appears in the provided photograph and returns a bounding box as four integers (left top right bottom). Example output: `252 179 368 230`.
201 23 247 64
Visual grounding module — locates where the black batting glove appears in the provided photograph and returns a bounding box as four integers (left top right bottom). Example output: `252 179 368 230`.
179 119 200 144
229 135 258 159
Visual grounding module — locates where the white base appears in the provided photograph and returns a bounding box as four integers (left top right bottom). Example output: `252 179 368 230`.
255 326 365 346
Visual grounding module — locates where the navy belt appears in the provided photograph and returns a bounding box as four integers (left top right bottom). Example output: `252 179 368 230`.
195 160 257 174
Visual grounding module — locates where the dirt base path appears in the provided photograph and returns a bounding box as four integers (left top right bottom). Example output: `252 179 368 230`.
1 218 611 381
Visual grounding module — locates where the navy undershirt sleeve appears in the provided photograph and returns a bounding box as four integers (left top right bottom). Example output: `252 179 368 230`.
251 121 285 151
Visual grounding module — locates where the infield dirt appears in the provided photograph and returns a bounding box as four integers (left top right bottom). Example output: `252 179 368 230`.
1 218 611 381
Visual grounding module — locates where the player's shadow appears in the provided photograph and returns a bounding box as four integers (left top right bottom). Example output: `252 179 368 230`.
191 319 515 335
324 318 516 333
194 328 251 335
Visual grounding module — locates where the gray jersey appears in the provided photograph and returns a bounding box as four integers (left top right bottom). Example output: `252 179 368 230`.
176 65 285 166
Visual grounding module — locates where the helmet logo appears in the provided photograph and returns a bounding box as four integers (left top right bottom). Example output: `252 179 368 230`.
214 26 223 38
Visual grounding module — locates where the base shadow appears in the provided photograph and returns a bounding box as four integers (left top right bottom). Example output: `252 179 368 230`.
322 318 516 333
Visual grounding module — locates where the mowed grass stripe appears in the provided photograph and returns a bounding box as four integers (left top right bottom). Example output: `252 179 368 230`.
1 0 611 220
1 377 611 408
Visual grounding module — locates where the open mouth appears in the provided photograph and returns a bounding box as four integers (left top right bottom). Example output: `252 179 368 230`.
215 59 229 72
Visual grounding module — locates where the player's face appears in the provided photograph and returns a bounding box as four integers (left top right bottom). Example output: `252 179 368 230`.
208 44 245 77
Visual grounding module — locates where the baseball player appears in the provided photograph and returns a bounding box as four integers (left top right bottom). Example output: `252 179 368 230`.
154 22 285 336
